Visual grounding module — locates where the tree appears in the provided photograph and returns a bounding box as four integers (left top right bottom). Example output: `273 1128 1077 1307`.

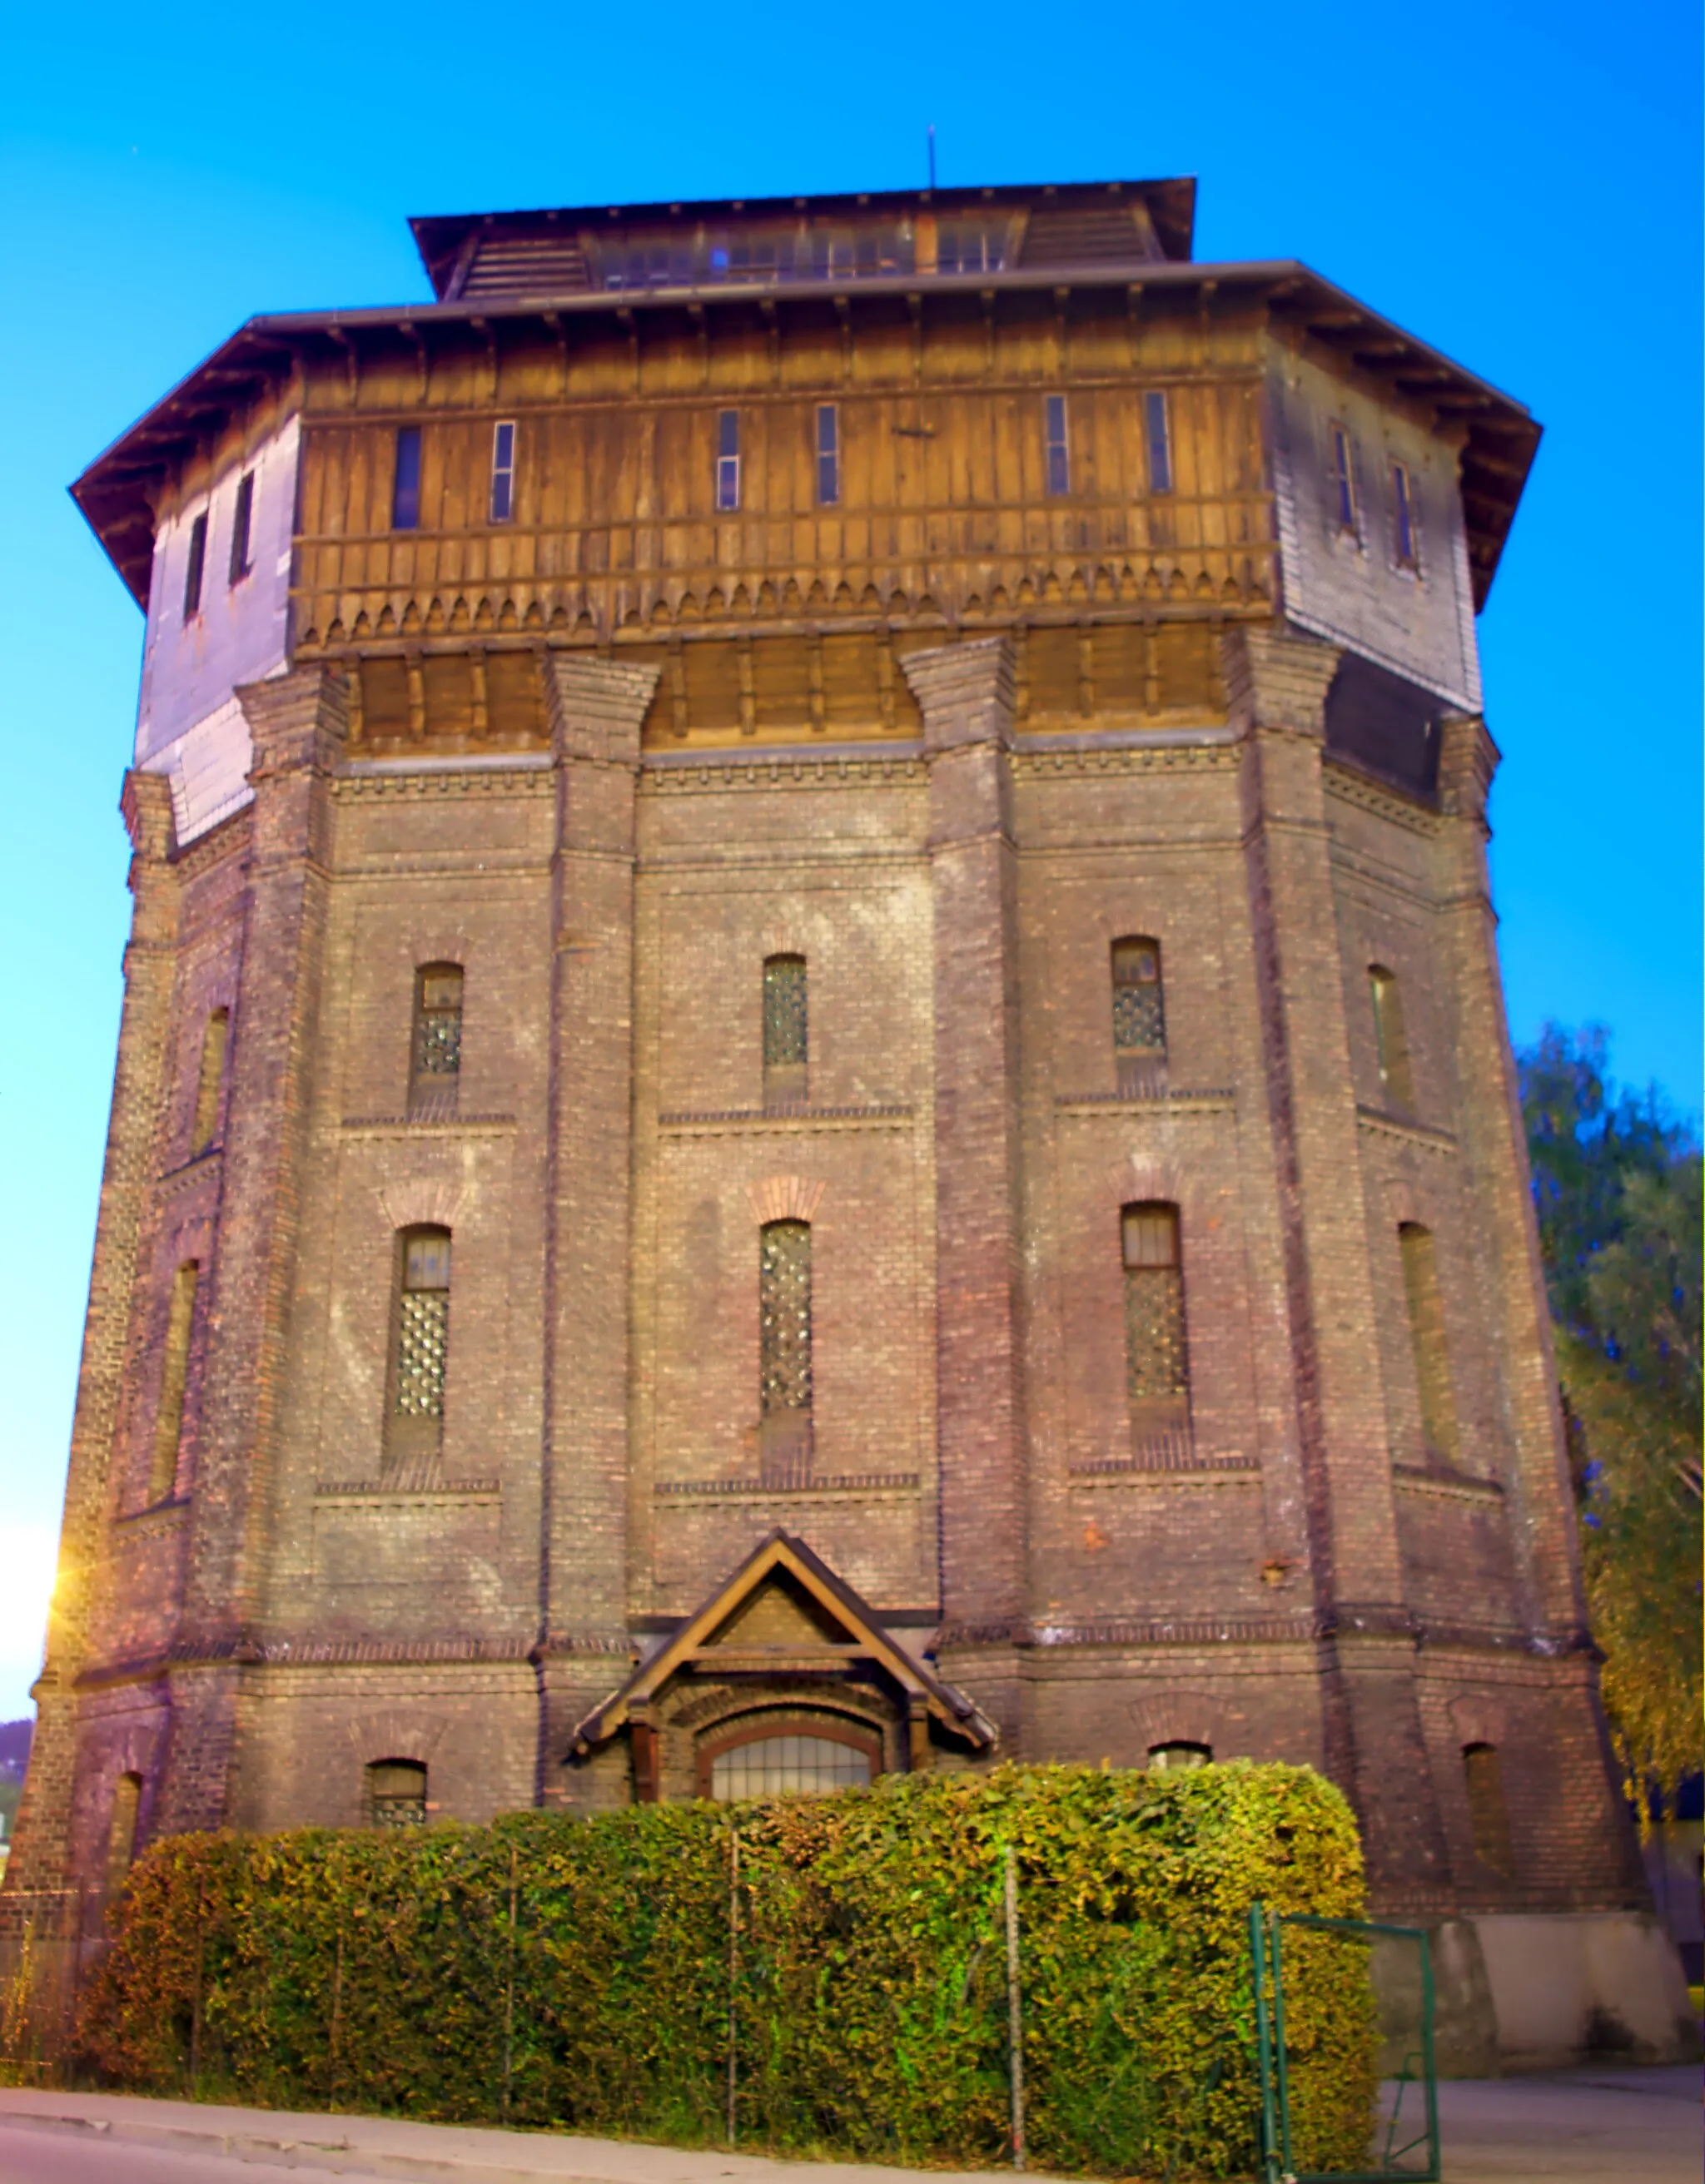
1519 1026 1702 1819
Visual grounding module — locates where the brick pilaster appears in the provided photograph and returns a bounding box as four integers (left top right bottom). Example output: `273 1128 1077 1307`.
1230 624 1451 1904
2 775 180 1909
162 665 345 1834
538 655 660 1790
902 639 1027 1674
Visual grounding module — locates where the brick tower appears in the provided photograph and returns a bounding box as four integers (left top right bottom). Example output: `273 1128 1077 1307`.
7 180 1688 2066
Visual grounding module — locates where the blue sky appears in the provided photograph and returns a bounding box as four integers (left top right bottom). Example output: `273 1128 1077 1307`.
1 0 1698 1718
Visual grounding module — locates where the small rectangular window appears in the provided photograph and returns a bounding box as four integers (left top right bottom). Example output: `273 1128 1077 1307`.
1331 425 1357 533
227 473 254 584
490 421 515 523
816 405 840 507
1044 394 1070 495
393 426 422 531
1144 390 1172 494
182 514 207 619
1392 461 1417 568
717 410 741 511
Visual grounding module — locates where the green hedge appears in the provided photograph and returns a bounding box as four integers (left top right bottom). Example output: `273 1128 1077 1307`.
78 1763 1374 2178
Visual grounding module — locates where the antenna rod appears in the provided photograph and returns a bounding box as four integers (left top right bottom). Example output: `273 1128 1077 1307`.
928 125 937 192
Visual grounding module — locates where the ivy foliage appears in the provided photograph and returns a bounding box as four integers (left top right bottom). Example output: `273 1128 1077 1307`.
79 1763 1374 2179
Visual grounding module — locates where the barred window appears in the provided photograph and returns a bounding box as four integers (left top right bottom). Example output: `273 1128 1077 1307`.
1463 1744 1514 1875
1122 1204 1191 1462
1399 1223 1459 1466
1112 937 1166 1091
759 1219 813 1482
763 955 808 1108
1148 1742 1210 1773
367 1758 428 1828
191 1006 230 1154
395 1228 451 1422
410 965 463 1118
1369 965 1414 1110
150 1261 199 1504
104 1773 142 1904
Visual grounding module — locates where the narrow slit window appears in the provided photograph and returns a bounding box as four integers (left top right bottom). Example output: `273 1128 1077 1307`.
816 405 840 507
716 410 741 511
490 421 515 523
393 426 422 531
390 1228 451 1462
1368 965 1414 1110
150 1261 199 1503
367 1758 428 1828
759 1219 813 1484
1122 1204 1191 1462
1044 393 1070 495
1463 1744 1514 1875
191 1006 230 1154
763 955 808 1108
104 1773 143 1904
1399 1223 1459 1467
409 964 464 1118
182 513 208 619
227 472 255 584
1111 936 1166 1090
1144 390 1172 494
1392 462 1417 568
1330 425 1357 534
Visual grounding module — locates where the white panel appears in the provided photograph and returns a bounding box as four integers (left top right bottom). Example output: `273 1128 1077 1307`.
136 413 300 765
1266 345 1481 712
143 692 265 847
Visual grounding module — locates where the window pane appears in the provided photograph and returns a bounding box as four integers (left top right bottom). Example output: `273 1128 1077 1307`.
368 1760 428 1826
1045 395 1069 494
718 409 740 459
393 426 422 530
1145 390 1172 494
710 1733 871 1800
763 956 808 1070
1148 1742 1210 1772
1111 940 1166 1055
183 514 207 618
1393 464 1415 565
490 422 515 523
227 474 254 584
405 1232 452 1291
759 1221 813 1417
1333 427 1355 530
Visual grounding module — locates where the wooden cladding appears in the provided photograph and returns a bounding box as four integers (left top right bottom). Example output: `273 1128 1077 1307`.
346 620 1222 754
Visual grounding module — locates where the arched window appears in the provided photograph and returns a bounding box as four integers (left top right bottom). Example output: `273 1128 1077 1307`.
409 965 464 1119
191 1006 230 1154
1398 1223 1459 1467
763 955 808 1109
104 1772 142 1903
388 1228 451 1465
1122 1204 1191 1462
1368 965 1414 1111
1147 1742 1211 1773
149 1261 199 1504
366 1758 429 1827
1462 1744 1514 1875
1111 937 1166 1094
702 1723 877 1801
759 1219 813 1483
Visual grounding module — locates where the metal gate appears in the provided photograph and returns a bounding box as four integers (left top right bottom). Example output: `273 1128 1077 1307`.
1250 1904 1439 2184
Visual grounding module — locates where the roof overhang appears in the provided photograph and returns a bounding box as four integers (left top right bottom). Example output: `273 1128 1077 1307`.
70 256 1539 614
569 1529 997 1759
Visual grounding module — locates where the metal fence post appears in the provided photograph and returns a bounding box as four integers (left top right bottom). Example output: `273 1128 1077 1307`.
1005 1843 1026 2172
726 1824 740 2147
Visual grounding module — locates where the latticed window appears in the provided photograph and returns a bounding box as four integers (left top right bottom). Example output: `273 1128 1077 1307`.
759 1219 813 1480
708 1732 872 1801
1123 1203 1191 1461
1369 965 1414 1110
1463 1744 1514 1875
763 955 808 1108
191 1006 229 1154
1112 938 1166 1094
395 1229 451 1422
410 965 463 1116
1399 1223 1459 1465
367 1759 428 1828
